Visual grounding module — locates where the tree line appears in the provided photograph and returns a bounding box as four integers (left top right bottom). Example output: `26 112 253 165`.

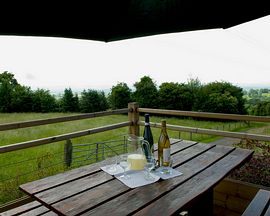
244 88 270 116
0 71 248 114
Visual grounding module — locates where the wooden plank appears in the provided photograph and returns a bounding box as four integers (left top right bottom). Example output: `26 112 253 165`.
242 189 270 216
51 179 130 216
0 109 128 132
134 148 253 216
171 143 216 166
1 201 42 215
35 172 114 205
81 145 234 216
153 139 196 151
128 102 139 136
145 121 270 142
265 205 270 216
138 108 270 122
20 161 104 194
20 206 55 216
1 121 130 153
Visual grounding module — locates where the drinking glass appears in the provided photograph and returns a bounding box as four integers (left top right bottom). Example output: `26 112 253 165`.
144 156 156 181
160 159 173 175
105 153 118 174
119 154 130 179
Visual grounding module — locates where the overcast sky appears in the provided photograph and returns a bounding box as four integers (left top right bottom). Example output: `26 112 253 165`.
1 15 270 93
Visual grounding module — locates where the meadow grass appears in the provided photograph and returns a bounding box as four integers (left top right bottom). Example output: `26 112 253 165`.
0 112 265 204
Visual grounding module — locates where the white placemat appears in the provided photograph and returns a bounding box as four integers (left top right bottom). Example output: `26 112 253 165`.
101 164 160 188
114 169 160 188
100 164 124 175
154 167 183 180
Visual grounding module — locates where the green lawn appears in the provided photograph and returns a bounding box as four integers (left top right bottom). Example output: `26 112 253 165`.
0 112 265 204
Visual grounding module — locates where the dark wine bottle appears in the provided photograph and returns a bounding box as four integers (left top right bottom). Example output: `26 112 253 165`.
143 114 154 158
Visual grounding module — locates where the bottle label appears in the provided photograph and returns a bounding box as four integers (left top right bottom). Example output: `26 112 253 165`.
145 123 150 126
163 148 170 163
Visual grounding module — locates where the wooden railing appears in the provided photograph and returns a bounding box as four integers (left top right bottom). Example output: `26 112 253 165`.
1 102 270 154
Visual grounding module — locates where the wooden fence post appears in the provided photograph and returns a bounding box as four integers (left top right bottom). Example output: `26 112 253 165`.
128 102 140 136
64 139 73 167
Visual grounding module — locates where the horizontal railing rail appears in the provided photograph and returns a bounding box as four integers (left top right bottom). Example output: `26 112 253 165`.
138 121 270 142
139 108 270 122
0 122 130 154
0 108 129 132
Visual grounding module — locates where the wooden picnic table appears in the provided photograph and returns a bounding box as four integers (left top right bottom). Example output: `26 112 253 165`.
19 139 253 216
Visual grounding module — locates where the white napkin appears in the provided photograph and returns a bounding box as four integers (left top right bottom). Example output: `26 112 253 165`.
114 169 160 188
100 164 124 175
154 167 183 180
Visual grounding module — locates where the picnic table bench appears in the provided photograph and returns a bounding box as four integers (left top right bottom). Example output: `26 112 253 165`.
242 189 270 216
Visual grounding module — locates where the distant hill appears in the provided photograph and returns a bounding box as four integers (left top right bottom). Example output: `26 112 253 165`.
238 83 270 90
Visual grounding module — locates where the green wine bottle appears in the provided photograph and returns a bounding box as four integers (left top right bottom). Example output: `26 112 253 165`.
143 114 154 158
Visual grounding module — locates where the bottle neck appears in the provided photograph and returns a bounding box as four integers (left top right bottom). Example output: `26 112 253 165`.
161 125 167 133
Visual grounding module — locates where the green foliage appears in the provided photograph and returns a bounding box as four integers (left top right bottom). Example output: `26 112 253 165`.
0 71 19 112
32 89 57 112
79 89 108 113
61 88 79 112
244 88 270 115
200 81 246 114
108 82 132 109
0 71 255 115
10 85 33 112
133 76 158 108
250 101 270 116
159 82 192 110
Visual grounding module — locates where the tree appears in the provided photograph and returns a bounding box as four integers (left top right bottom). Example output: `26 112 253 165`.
10 85 33 112
200 81 246 114
158 82 189 110
79 89 108 113
133 76 158 108
61 88 79 112
32 89 57 112
108 82 132 109
0 71 19 112
186 77 203 111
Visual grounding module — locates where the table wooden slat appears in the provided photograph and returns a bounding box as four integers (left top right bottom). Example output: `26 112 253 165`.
35 171 114 205
52 179 130 216
1 201 42 216
80 145 235 216
134 148 253 216
19 163 102 194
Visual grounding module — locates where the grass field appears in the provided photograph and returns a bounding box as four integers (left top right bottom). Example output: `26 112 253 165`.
0 112 265 204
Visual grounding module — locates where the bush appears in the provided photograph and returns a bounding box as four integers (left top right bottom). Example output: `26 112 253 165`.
229 139 270 187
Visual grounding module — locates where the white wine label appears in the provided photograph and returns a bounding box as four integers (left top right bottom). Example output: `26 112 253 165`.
163 148 170 163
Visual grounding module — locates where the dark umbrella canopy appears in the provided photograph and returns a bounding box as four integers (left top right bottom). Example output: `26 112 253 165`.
1 1 269 42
